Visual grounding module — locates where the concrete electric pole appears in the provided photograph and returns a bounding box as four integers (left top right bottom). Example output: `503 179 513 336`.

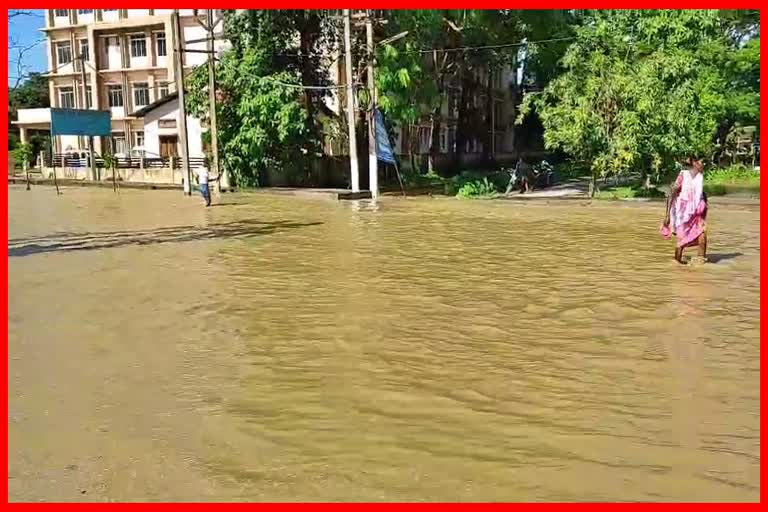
365 10 378 199
78 52 96 182
206 9 227 194
343 9 360 193
172 10 193 195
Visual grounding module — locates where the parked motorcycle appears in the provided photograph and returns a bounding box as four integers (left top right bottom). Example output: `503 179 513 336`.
504 159 555 194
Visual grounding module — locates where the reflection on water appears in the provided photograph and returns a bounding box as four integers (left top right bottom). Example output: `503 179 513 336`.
8 186 760 502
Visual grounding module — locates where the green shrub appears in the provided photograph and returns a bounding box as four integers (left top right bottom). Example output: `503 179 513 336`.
12 143 33 170
705 165 760 186
456 177 498 199
703 183 727 196
444 170 505 196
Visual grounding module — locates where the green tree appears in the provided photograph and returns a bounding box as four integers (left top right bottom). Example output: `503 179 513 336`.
376 10 574 173
518 9 756 194
8 72 49 151
186 10 334 186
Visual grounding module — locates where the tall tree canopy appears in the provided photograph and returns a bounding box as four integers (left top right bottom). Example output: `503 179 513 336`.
518 9 760 192
186 10 337 186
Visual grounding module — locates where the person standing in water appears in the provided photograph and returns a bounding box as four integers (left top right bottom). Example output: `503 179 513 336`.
661 157 708 264
195 167 219 207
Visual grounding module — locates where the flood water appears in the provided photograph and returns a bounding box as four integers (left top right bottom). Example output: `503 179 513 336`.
7 185 760 502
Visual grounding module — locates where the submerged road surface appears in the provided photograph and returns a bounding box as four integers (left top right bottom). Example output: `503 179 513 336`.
8 186 760 502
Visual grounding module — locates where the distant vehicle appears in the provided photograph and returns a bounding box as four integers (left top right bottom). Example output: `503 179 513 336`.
115 146 162 160
63 150 100 167
505 159 556 194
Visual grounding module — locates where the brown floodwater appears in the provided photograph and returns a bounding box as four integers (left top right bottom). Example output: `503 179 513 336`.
7 185 760 502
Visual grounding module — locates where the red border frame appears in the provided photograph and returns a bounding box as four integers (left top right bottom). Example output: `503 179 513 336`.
1 5 764 506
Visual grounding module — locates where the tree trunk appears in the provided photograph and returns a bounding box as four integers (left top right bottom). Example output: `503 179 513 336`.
299 22 317 140
407 124 418 174
483 63 494 164
428 103 443 175
455 66 470 169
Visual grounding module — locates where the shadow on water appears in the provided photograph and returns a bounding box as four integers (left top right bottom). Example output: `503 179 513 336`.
707 252 743 264
8 220 323 257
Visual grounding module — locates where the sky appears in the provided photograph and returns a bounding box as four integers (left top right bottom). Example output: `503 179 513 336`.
8 10 48 86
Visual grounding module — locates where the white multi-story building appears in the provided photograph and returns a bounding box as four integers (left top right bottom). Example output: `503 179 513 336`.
15 9 225 161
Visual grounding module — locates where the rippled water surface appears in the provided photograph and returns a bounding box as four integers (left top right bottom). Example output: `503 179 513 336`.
8 186 760 502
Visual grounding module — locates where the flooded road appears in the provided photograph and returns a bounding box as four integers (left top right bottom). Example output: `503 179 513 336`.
8 186 760 502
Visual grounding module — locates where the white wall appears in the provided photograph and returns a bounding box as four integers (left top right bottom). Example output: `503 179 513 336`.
103 36 122 69
154 9 174 16
102 9 119 22
144 118 161 156
143 100 205 158
182 25 207 66
53 11 69 27
127 9 150 18
60 135 79 152
187 117 203 157
77 10 94 24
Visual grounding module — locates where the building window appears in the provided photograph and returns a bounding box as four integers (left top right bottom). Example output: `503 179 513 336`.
77 9 93 14
58 87 75 108
103 9 117 12
419 127 429 151
440 127 447 153
157 82 169 99
79 39 89 61
107 85 124 107
55 41 72 65
132 82 149 107
54 10 68 17
129 34 147 58
85 86 93 108
449 89 460 118
133 131 145 148
112 132 127 154
155 32 167 57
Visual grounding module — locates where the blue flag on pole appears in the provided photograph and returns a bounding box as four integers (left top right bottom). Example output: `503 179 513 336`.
374 108 396 164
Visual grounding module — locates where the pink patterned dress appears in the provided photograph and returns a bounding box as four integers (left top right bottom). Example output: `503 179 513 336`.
668 170 707 248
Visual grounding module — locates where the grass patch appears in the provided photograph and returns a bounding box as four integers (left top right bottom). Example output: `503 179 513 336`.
704 164 760 195
594 185 666 200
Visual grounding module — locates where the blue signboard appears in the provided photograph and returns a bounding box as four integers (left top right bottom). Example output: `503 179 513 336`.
50 108 111 137
374 108 396 164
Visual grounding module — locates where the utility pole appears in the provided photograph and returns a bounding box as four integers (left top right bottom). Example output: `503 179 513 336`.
172 10 193 195
206 9 227 194
78 52 96 182
365 10 378 199
343 9 360 192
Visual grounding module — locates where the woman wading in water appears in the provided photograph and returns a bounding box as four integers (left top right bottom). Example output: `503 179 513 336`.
661 157 708 264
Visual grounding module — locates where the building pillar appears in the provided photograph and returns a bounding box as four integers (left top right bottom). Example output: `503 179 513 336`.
147 74 156 103
19 127 28 145
120 32 129 69
148 28 156 68
164 18 176 84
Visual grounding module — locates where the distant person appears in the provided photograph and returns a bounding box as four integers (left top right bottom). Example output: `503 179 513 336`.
195 167 218 207
515 158 532 193
661 157 708 263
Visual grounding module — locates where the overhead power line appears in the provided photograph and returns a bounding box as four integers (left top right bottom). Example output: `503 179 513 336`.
413 36 575 54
